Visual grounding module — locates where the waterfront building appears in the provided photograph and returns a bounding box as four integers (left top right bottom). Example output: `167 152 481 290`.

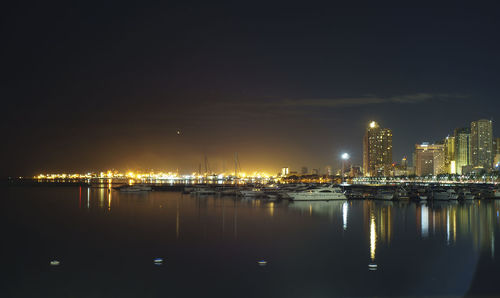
444 136 456 174
470 119 493 170
495 138 500 168
391 157 411 176
454 127 470 175
414 143 445 176
350 166 362 177
393 165 409 176
363 121 393 177
326 166 332 176
281 167 289 176
401 157 408 170
311 168 319 175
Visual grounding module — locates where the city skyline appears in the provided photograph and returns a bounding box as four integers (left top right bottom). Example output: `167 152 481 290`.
24 117 498 178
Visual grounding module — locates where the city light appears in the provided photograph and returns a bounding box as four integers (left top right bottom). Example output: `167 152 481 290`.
342 153 350 160
33 170 275 183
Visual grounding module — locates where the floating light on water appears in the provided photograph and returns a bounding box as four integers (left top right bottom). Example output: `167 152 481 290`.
154 258 164 265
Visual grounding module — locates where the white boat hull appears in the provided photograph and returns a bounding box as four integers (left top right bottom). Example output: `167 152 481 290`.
288 193 347 201
239 190 264 197
374 194 394 200
120 186 152 192
433 191 459 200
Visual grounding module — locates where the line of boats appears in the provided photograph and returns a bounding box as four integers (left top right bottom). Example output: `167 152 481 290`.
116 183 500 202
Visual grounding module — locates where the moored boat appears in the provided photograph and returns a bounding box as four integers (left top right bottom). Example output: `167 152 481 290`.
374 189 395 200
119 185 152 192
432 188 458 200
239 188 265 198
287 186 346 201
458 189 475 200
494 187 500 198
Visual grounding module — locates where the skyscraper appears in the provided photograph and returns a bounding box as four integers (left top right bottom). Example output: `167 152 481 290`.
454 127 470 175
470 119 493 169
414 143 445 176
363 121 393 177
494 137 500 168
281 167 289 176
444 136 456 174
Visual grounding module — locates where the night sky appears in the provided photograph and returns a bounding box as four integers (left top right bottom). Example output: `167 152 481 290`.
2 1 500 177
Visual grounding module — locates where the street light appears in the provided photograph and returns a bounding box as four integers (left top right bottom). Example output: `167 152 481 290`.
341 153 350 185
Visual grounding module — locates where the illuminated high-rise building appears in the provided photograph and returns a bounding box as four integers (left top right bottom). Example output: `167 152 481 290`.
363 121 392 177
444 136 456 174
470 119 493 169
454 127 470 175
414 143 445 176
401 157 408 170
281 167 289 176
494 138 500 168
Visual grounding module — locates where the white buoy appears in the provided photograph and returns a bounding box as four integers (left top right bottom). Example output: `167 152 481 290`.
154 258 164 265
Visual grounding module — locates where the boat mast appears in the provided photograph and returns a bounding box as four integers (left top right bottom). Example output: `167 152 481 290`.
234 152 238 178
204 154 209 177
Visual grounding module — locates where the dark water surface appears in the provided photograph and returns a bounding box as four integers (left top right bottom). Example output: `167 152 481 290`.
3 186 500 297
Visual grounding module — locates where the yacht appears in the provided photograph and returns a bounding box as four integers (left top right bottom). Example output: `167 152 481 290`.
192 187 217 195
239 188 265 198
345 189 364 199
396 187 410 200
494 186 500 198
432 188 459 200
218 187 239 196
459 189 475 200
119 185 152 192
287 186 346 201
374 189 395 200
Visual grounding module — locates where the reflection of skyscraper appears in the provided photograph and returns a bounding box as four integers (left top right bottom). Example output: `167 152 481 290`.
370 210 376 261
421 205 429 238
454 127 470 174
342 202 348 231
470 119 493 169
363 121 393 177
416 201 496 254
363 201 392 262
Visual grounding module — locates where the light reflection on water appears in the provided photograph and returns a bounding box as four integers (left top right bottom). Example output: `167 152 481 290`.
4 187 500 297
82 188 500 261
